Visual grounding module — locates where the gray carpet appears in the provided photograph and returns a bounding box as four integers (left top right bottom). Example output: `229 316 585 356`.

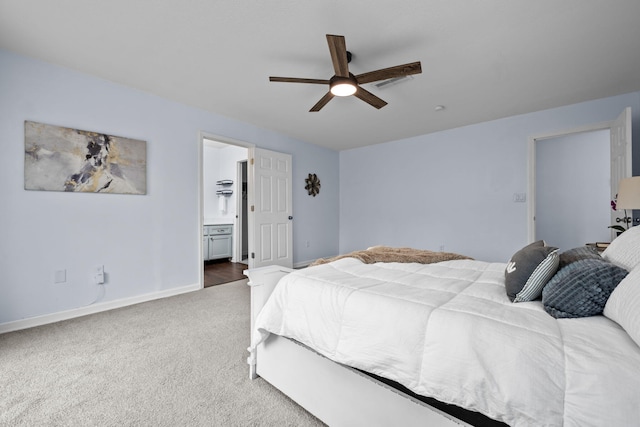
0 280 325 426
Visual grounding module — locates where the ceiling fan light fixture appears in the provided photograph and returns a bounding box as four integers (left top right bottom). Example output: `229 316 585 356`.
330 76 357 96
331 82 357 96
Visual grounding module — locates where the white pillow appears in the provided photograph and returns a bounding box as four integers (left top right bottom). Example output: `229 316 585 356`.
604 266 640 347
602 225 640 271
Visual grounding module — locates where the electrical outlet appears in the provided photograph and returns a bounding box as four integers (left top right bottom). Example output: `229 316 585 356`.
513 193 527 203
54 269 66 284
94 265 105 284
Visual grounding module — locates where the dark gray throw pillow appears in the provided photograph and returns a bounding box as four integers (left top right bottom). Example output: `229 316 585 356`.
505 241 559 302
558 246 601 269
542 258 628 319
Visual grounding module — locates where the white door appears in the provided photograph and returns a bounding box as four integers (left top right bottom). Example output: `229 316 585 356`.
248 148 293 269
610 107 632 237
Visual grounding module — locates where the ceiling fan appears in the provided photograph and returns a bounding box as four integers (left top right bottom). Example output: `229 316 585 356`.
269 34 422 112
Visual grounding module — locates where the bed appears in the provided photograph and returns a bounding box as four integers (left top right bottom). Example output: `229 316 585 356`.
246 228 640 426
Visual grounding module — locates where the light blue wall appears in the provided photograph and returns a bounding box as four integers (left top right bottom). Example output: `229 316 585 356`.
0 49 339 324
340 92 640 262
2 45 639 324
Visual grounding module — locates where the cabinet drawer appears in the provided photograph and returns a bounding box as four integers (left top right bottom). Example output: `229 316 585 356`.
208 225 232 235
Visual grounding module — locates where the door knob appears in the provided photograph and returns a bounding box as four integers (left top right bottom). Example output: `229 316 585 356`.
288 216 293 220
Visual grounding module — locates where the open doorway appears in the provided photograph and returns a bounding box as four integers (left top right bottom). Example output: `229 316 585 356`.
528 108 632 249
201 136 251 287
534 129 610 251
199 134 294 288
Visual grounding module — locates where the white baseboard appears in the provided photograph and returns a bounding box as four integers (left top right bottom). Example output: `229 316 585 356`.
0 283 201 334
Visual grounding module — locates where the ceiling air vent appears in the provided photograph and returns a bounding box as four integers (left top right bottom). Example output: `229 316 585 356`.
372 75 414 89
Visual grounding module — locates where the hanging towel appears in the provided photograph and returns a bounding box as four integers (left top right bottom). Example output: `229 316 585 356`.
218 195 227 214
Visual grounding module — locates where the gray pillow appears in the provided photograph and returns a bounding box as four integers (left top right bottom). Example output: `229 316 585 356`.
558 246 601 269
505 241 559 302
542 258 628 318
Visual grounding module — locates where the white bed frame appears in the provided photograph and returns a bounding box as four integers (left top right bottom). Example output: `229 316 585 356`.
245 265 470 427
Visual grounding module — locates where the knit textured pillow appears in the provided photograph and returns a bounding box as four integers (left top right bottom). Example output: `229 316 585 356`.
558 246 601 269
542 259 628 318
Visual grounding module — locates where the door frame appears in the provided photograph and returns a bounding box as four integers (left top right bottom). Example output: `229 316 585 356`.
198 131 254 288
527 118 622 243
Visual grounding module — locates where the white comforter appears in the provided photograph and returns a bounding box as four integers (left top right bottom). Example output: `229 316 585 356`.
252 258 640 426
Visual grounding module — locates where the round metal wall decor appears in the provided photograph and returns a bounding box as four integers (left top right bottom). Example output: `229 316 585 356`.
305 173 321 197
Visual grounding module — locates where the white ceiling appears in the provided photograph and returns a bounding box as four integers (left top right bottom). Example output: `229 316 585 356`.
2 0 640 151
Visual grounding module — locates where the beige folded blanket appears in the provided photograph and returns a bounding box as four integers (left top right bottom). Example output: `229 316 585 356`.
309 246 473 267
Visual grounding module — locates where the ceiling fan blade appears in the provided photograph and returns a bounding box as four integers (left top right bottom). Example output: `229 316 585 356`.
355 61 422 84
310 92 335 112
326 34 350 77
269 77 330 84
354 86 387 109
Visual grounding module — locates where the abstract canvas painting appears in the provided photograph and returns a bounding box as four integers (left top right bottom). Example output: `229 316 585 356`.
24 121 146 194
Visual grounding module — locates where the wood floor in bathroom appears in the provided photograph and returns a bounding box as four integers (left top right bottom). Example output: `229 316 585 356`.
203 259 248 287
